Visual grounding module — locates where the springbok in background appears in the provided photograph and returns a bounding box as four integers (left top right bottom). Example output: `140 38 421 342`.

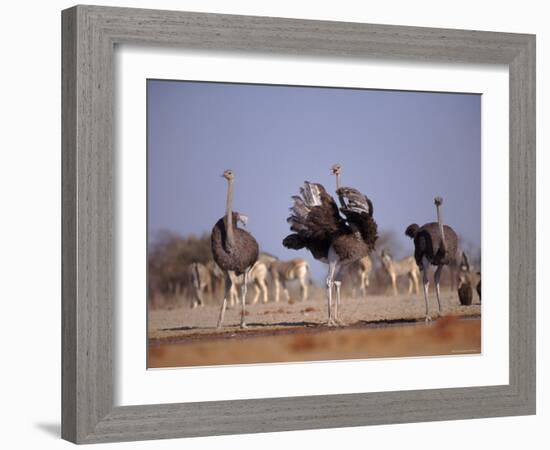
356 255 372 298
270 258 310 303
457 251 481 305
189 262 212 308
380 250 420 296
228 260 269 306
346 255 372 298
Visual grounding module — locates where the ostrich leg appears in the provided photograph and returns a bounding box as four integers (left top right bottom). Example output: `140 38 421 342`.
334 281 341 319
216 273 232 328
326 261 337 326
434 265 443 316
421 258 431 322
334 280 345 326
240 269 250 328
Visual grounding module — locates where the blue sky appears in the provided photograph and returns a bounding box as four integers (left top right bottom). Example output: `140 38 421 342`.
148 80 481 279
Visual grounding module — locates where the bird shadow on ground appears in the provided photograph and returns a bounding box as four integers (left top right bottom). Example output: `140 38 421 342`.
160 325 200 331
355 318 424 328
245 321 320 328
160 321 321 332
35 422 60 438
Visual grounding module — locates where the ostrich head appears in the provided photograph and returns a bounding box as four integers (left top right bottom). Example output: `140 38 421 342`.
434 196 443 206
237 213 248 227
222 169 235 181
405 224 420 238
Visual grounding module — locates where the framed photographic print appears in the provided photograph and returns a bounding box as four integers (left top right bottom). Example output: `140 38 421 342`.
62 5 536 444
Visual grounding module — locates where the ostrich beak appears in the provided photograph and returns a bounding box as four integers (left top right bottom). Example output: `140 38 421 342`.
237 214 249 227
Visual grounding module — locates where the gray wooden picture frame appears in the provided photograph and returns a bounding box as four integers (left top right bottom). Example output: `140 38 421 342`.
61 4 536 444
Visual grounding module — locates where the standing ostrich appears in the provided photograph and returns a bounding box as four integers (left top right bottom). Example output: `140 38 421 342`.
211 169 259 328
329 163 371 300
405 197 458 322
283 166 378 326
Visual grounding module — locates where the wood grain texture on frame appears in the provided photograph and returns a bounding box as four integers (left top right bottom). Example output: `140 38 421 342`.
61 5 536 444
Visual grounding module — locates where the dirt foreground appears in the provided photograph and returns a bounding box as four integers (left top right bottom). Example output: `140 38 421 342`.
148 291 481 368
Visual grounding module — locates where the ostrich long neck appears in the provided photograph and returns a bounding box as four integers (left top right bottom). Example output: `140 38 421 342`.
436 204 447 252
225 179 235 248
334 172 344 210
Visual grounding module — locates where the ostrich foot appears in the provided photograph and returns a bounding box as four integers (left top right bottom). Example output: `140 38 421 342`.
240 321 248 329
335 318 346 327
424 315 432 323
327 318 338 327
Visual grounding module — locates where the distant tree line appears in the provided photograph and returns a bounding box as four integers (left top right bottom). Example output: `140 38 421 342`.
147 229 481 308
148 231 213 307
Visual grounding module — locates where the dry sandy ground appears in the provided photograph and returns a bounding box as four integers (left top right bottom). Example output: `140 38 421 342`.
148 291 480 341
148 291 481 368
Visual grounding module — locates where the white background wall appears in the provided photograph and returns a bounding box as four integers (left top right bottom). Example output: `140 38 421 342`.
0 1 546 448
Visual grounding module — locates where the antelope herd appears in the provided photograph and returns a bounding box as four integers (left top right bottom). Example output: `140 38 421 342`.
188 257 311 308
167 164 481 329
